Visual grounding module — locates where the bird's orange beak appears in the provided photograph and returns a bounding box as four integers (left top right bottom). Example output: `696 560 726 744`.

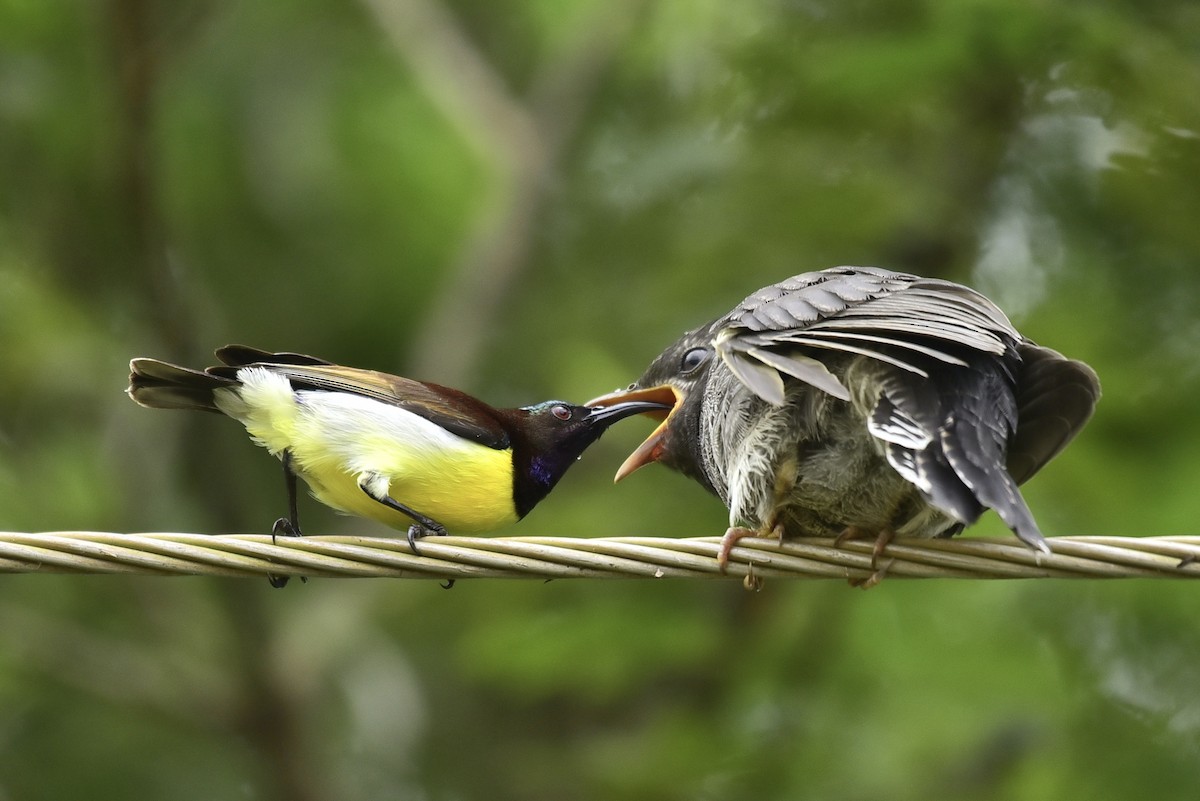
587 384 680 481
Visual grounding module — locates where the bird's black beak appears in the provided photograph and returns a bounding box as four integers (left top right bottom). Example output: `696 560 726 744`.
587 385 681 481
585 399 672 426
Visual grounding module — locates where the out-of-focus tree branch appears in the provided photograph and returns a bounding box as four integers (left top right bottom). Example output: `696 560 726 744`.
110 0 195 357
361 0 644 385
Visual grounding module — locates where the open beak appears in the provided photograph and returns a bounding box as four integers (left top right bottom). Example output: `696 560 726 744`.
587 384 681 481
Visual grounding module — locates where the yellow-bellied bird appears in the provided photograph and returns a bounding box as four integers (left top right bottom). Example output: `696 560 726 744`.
129 346 665 585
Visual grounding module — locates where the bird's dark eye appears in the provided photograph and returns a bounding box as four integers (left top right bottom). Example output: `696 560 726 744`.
680 347 709 373
551 404 572 421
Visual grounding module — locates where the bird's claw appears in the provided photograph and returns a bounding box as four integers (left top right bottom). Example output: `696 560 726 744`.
835 525 895 589
719 524 783 590
402 523 454 588
267 517 306 589
406 522 448 555
271 517 301 541
717 526 756 574
849 558 895 589
742 563 764 592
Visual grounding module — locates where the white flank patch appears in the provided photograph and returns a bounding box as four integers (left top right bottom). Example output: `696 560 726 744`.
213 368 299 454
293 390 487 472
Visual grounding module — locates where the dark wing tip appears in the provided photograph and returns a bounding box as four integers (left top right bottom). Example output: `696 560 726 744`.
215 345 333 368
1008 344 1100 484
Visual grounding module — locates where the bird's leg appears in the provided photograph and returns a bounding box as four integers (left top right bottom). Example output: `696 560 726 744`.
834 525 896 589
720 458 798 585
267 450 306 589
358 477 454 588
357 474 447 547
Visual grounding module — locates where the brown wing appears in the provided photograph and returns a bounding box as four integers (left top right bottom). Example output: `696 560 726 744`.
210 348 510 449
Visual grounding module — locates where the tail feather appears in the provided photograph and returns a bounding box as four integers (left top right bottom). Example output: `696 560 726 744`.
127 358 236 412
1008 343 1101 485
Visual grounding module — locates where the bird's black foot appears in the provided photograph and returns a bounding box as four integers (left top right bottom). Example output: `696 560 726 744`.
405 521 448 554
268 517 307 589
405 523 454 589
272 516 301 541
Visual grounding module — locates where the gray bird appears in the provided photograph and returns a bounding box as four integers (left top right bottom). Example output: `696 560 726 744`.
590 267 1100 583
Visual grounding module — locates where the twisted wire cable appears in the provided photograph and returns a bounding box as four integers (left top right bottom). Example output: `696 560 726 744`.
0 532 1197 582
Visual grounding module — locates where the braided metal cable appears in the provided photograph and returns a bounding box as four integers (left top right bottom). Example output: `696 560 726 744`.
0 532 1197 583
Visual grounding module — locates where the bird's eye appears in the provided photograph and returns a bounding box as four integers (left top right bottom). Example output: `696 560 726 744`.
551 404 572 421
680 347 709 373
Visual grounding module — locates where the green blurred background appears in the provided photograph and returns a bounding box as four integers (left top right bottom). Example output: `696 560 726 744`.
2 0 1199 798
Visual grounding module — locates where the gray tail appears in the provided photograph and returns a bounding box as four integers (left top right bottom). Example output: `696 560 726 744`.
127 358 237 412
1007 343 1101 485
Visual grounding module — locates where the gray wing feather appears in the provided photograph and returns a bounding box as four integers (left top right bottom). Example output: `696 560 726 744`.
867 359 1047 549
935 366 1049 552
1007 343 1101 485
869 394 934 450
746 348 851 401
912 444 983 524
766 334 931 376
717 268 1020 405
779 330 970 366
720 348 789 406
870 367 985 525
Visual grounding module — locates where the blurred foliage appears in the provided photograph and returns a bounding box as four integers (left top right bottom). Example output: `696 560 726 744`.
1 0 1200 799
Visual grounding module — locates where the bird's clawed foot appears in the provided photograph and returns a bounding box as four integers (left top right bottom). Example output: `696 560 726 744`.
406 523 455 589
268 517 307 589
718 523 783 591
834 525 895 589
272 517 301 540
405 521 448 554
